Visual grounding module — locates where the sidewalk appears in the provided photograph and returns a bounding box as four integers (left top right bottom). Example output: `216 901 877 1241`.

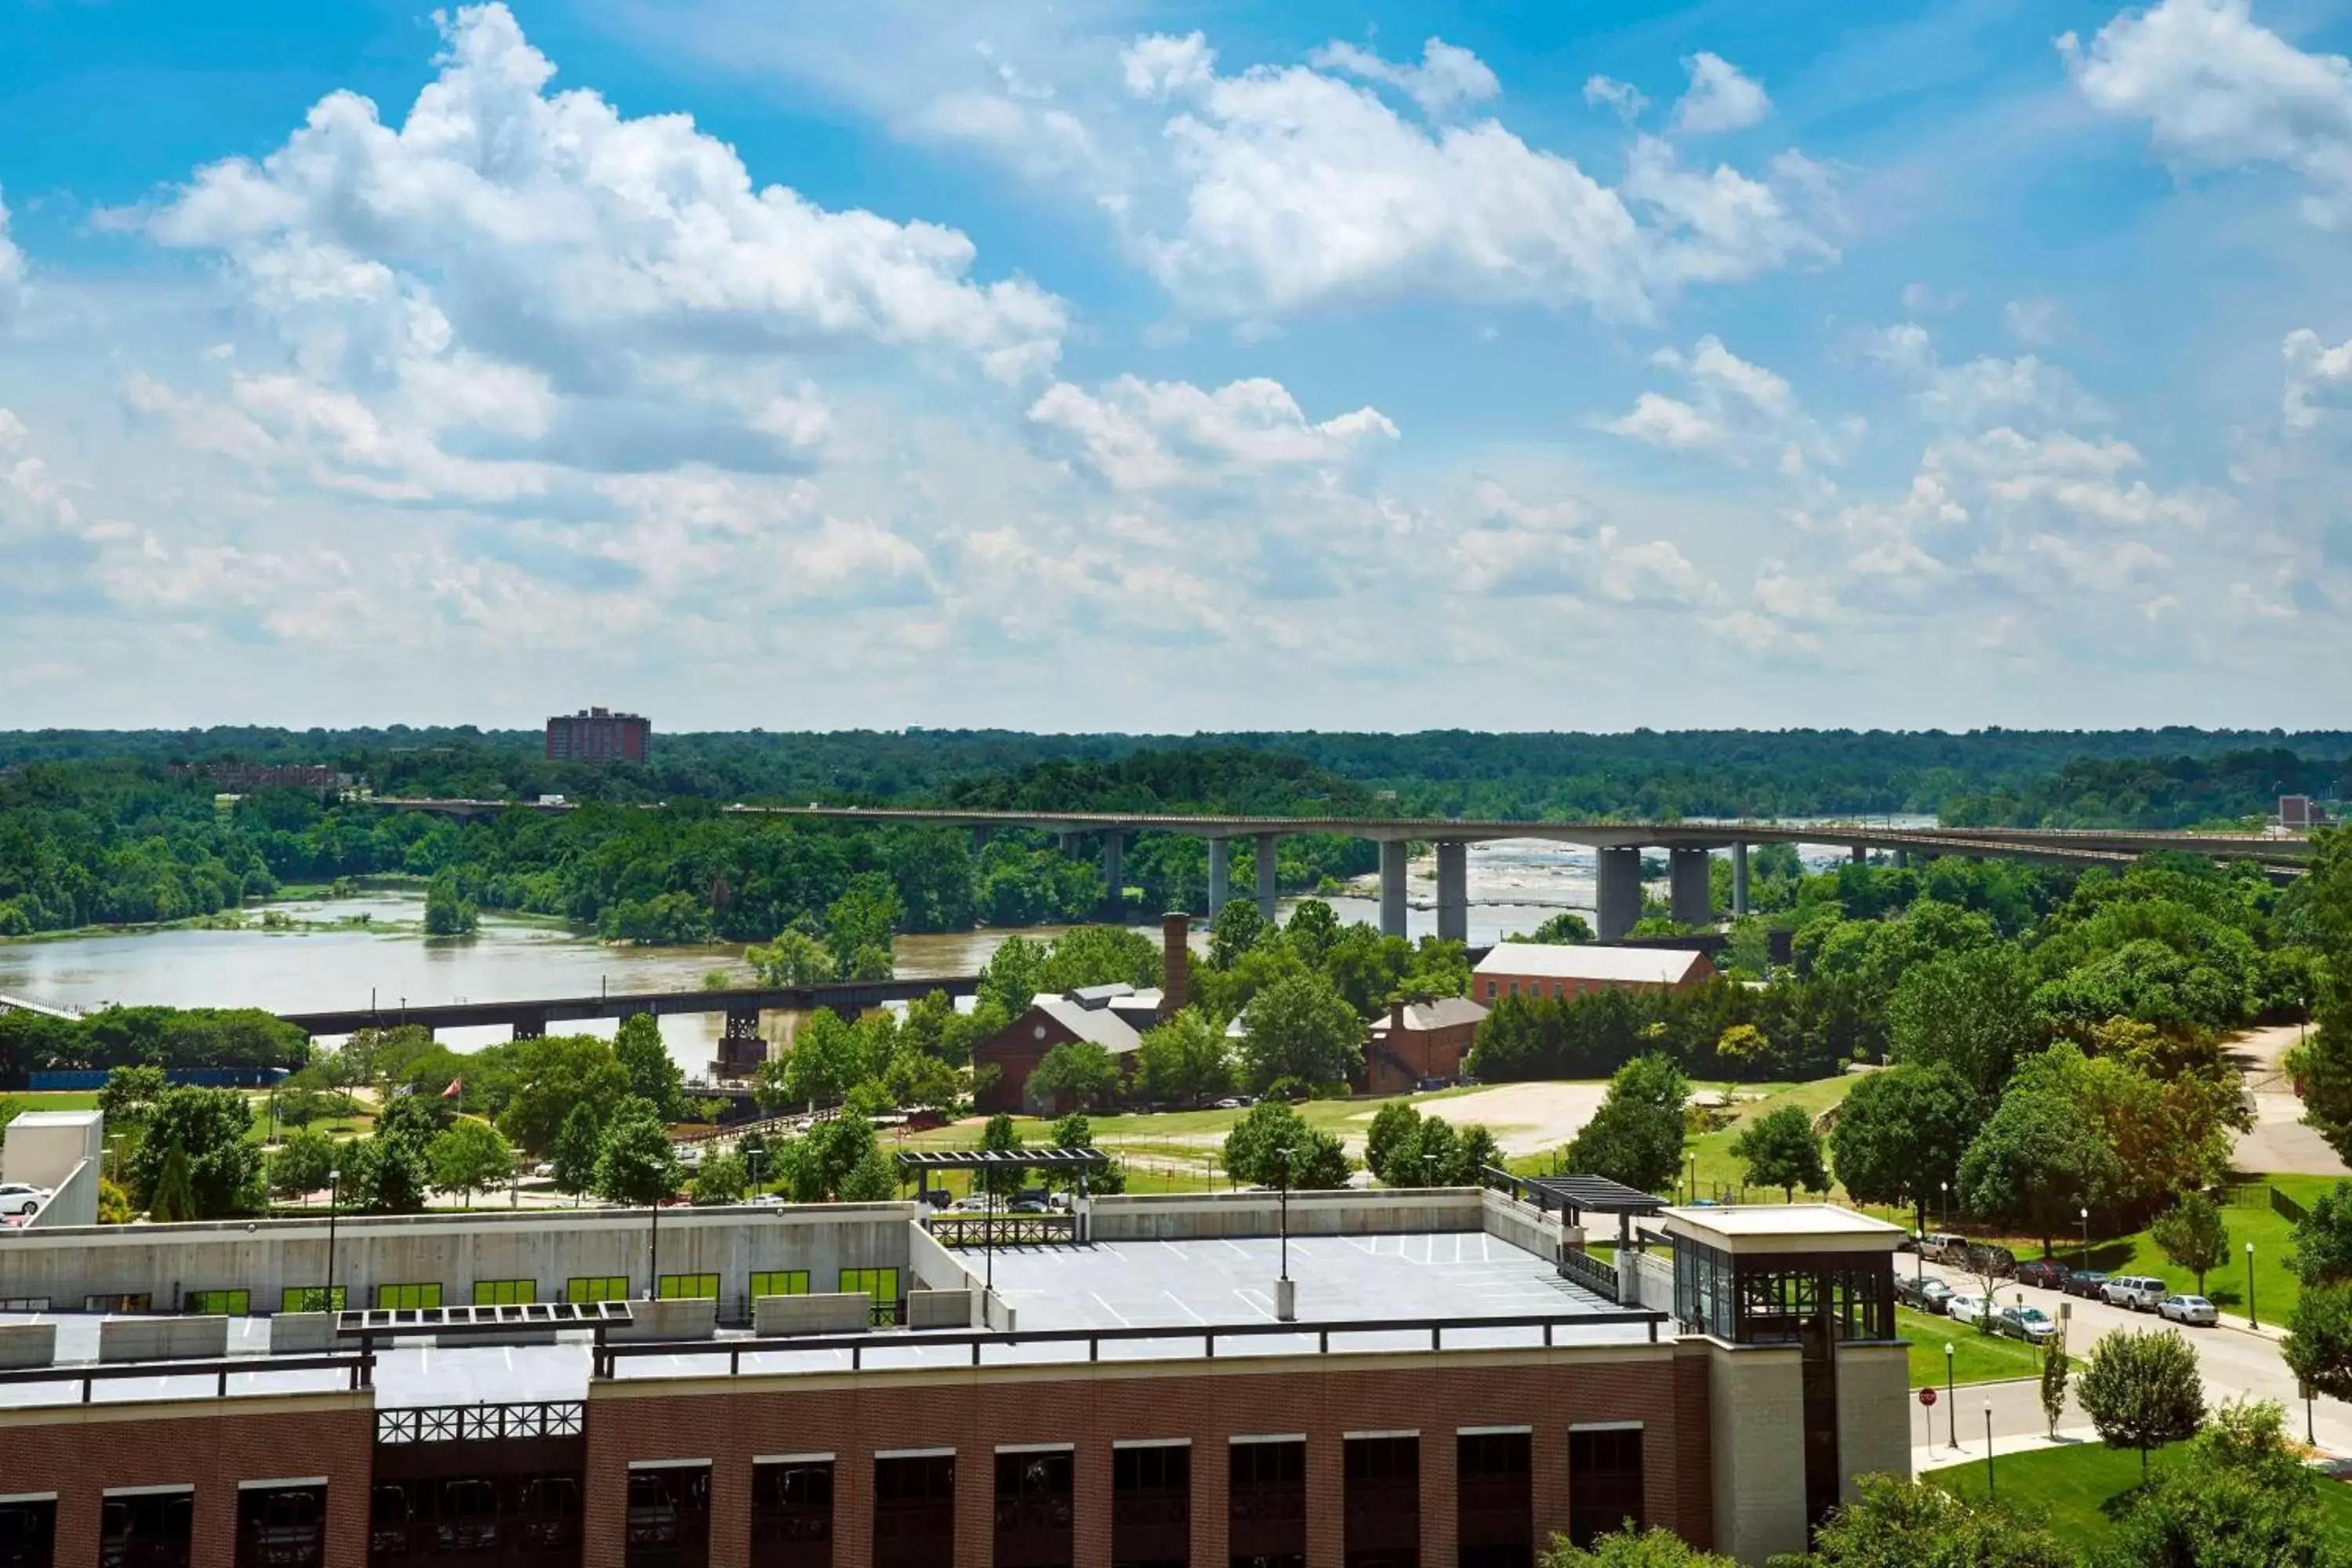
1914 1425 2101 1475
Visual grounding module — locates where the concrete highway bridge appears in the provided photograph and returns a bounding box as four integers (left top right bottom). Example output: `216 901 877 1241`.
363 797 2312 943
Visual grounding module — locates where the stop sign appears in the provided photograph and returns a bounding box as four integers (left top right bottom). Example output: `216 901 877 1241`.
1918 1387 1938 1407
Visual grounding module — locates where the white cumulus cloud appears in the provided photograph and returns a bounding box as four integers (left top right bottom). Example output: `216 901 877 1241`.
1671 53 1773 135
1311 38 1502 120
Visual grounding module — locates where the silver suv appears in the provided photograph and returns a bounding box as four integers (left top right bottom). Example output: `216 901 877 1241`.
2100 1275 2169 1311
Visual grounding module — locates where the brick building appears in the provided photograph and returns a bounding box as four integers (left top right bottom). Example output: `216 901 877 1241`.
1472 944 1715 1006
0 1190 1908 1568
544 708 652 764
1359 996 1488 1096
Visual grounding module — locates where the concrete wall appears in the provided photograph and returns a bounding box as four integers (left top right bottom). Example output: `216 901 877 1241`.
23 1156 98 1229
751 1293 870 1337
610 1298 717 1343
1088 1187 1484 1242
99 1315 228 1363
907 1288 973 1330
1704 1341 1807 1566
0 1321 56 1369
266 1313 335 1355
1835 1341 1913 1494
1630 1250 1675 1314
0 1201 918 1314
1478 1188 1563 1260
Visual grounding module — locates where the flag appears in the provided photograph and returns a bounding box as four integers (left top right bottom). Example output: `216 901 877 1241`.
441 1079 463 1098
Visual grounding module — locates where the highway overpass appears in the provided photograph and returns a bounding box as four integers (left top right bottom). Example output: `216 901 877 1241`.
360 797 2312 942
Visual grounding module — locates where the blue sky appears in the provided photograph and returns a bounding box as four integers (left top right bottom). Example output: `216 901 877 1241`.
2 0 2349 731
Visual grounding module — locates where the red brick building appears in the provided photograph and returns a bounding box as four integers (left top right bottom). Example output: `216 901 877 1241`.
545 707 652 764
1472 944 1715 1006
969 986 1160 1115
1359 996 1487 1096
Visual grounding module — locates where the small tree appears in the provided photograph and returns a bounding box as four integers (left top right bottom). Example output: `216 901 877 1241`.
148 1139 198 1223
96 1064 169 1134
691 1149 749 1206
593 1103 681 1207
614 1013 685 1120
1715 1024 1769 1067
1133 1010 1235 1107
1364 1102 1424 1184
427 1119 517 1207
2151 1191 2230 1294
1221 1101 1352 1189
2040 1323 2071 1439
1730 1105 1828 1201
2078 1327 2207 1478
1029 1040 1123 1115
551 1103 601 1204
1801 1475 2078 1567
269 1127 338 1205
1541 1524 1734 1566
2284 1282 2352 1406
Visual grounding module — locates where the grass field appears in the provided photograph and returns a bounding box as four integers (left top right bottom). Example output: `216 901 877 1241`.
1930 1439 2352 1544
2 1091 102 1111
1685 1074 1868 1203
1897 1305 2058 1388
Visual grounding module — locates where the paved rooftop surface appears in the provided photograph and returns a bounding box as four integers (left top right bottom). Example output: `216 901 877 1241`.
0 1232 1651 1412
1661 1204 1906 1240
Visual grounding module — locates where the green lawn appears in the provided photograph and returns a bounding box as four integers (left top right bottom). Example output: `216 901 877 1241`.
1897 1305 2056 1388
1931 1439 2352 1545
1686 1075 1869 1203
2 1091 101 1111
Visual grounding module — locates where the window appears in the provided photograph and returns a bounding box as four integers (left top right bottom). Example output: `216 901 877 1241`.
874 1455 954 1568
375 1283 442 1312
1112 1445 1189 1568
235 1485 325 1568
626 1465 710 1568
994 1450 1073 1568
657 1275 720 1301
279 1287 346 1315
840 1268 901 1325
1343 1437 1419 1568
1485 980 1497 1000
102 1490 194 1568
473 1279 537 1306
1457 1433 1532 1568
184 1290 249 1316
568 1276 630 1304
750 1461 833 1568
750 1271 810 1299
0 1497 56 1568
1229 1440 1305 1568
85 1294 151 1314
1566 1428 1644 1548
0 1297 50 1312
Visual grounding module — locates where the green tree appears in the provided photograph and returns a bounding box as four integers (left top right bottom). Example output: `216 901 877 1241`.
2288 1179 2352 1288
427 1118 517 1207
593 1100 681 1207
1510 912 1595 946
691 1149 749 1205
96 1064 169 1134
840 1149 899 1202
881 1047 963 1117
147 1138 198 1222
1047 1112 1125 1194
2040 1324 2071 1440
268 1127 338 1204
1237 971 1364 1092
1207 898 1268 970
795 1114 887 1202
2107 1399 2343 1568
976 1111 1027 1200
1889 943 2042 1105
96 1178 132 1225
1221 1101 1352 1189
1029 1040 1123 1114
551 1102 602 1202
1036 925 1160 993
1284 898 1341 965
774 1010 869 1110
2151 1191 2230 1293
614 1012 685 1120
1364 1102 1425 1184
1565 1056 1688 1195
746 927 835 986
1543 1525 1734 1567
423 867 479 935
1958 1083 2122 1254
2284 1283 2352 1406
2078 1327 2207 1479
1714 1024 1768 1066
2289 829 2352 1160
1828 1062 1978 1232
347 1120 433 1214
822 874 900 979
125 1086 262 1218
497 1034 633 1155
1133 1011 1235 1107
1795 1475 2077 1568
1730 1105 1828 1201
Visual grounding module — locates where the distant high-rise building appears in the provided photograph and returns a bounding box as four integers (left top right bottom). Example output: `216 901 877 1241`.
545 706 651 764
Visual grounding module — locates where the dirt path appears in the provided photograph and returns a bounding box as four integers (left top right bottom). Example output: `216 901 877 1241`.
1380 1081 1610 1157
2228 1023 2351 1178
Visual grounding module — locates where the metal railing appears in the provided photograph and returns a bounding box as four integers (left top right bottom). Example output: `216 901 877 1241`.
0 1352 372 1406
2274 1185 2312 1225
1559 1248 1621 1298
924 1212 1079 1248
591 1308 1664 1379
376 1401 585 1444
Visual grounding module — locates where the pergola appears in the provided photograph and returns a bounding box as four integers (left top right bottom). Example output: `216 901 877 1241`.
895 1147 1112 1200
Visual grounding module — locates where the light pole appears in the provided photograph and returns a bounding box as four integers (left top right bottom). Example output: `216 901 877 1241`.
1276 1145 1295 1282
1984 1403 1995 1499
1914 1229 1925 1283
1686 1153 1697 1205
325 1166 342 1315
1941 1180 1950 1229
2080 1205 2090 1274
1944 1341 1957 1449
2247 1241 2258 1329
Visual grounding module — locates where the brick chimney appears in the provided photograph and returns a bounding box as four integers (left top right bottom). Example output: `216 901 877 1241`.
1389 997 1407 1034
1161 911 1191 1018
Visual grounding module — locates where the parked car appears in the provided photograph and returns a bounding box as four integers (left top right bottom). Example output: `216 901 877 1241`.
2063 1270 2110 1300
1965 1244 2018 1279
2158 1294 2219 1327
1213 1098 1245 1110
1995 1305 2060 1345
2100 1275 2170 1312
2013 1259 2071 1290
0 1185 49 1218
1897 1276 1955 1314
1946 1294 1991 1327
1922 1232 1969 1264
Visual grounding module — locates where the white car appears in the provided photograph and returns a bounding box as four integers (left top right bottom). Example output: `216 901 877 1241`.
2100 1275 2170 1312
1946 1294 1991 1327
0 1184 49 1218
2158 1294 2219 1327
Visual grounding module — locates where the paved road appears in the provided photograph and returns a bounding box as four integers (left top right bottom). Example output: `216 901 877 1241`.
2230 1023 2352 1178
1911 1258 2350 1453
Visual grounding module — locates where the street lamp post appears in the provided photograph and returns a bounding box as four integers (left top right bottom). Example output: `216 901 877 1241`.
1686 1153 1697 1205
1274 1144 1298 1322
1984 1403 1996 1500
1941 1180 1950 1229
1915 1229 1926 1283
325 1166 342 1316
1944 1341 1957 1449
2080 1206 2090 1274
2247 1242 2258 1330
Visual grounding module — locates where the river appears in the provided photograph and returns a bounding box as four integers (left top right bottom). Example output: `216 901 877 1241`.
0 831 1905 1081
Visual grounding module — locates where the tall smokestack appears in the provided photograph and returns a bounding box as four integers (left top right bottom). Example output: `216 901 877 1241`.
1162 911 1190 1018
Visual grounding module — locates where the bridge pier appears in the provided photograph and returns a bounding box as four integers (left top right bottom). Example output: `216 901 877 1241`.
1851 844 1868 867
1379 840 1408 939
1058 832 1080 857
1255 834 1279 924
510 1013 546 1042
971 825 992 852
1732 841 1750 917
717 1009 765 1077
1435 842 1468 944
1207 837 1232 917
1669 848 1713 927
1102 830 1125 923
1895 848 1910 869
1596 848 1641 942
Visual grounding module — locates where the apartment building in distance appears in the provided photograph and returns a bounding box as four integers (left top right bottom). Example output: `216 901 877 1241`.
544 708 652 764
0 1180 1907 1568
